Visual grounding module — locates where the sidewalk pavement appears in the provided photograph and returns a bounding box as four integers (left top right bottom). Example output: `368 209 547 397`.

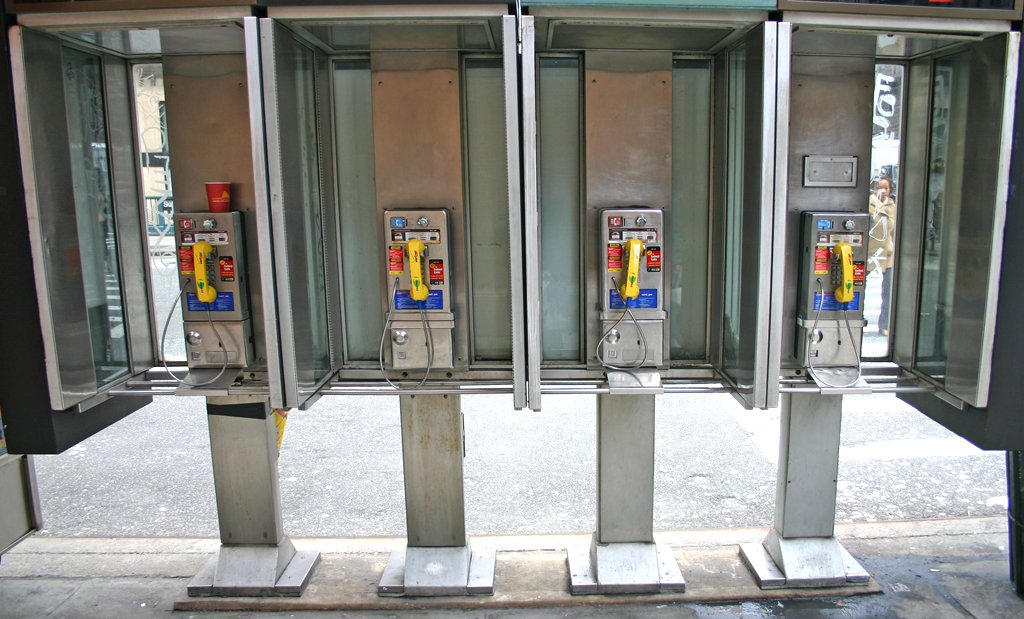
1 517 1021 617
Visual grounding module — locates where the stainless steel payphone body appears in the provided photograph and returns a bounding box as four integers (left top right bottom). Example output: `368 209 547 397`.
174 211 253 370
796 211 868 372
382 209 454 371
598 207 666 369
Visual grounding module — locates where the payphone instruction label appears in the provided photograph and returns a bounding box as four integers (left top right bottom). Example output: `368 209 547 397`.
187 292 236 312
813 291 861 312
610 289 658 309
395 289 443 310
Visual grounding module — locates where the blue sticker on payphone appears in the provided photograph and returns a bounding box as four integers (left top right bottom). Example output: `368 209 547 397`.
813 291 861 312
610 289 658 309
395 289 444 310
187 292 236 312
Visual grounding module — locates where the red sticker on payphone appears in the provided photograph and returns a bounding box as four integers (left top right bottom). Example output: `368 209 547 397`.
388 245 404 274
429 260 445 285
853 262 866 284
219 256 235 282
814 247 830 274
607 243 623 272
178 246 195 275
646 246 662 272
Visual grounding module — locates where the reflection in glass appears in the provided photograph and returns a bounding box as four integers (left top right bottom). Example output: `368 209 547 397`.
670 59 711 360
333 61 382 361
132 63 182 360
538 57 581 362
290 39 331 377
63 48 130 387
465 58 512 361
721 43 746 371
915 53 969 384
864 63 904 358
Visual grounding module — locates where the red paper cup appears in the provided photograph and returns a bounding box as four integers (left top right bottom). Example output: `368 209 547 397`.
205 182 231 213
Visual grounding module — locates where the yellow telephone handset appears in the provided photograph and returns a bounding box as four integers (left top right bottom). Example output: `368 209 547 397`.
406 238 429 302
619 238 643 301
192 240 218 304
832 242 855 304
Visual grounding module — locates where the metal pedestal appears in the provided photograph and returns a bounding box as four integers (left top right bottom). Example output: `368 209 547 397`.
378 394 494 596
568 374 685 594
188 397 319 597
739 393 868 589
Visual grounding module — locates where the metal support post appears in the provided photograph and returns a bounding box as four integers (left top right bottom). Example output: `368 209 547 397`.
188 397 319 597
378 394 495 596
740 393 869 588
568 372 685 594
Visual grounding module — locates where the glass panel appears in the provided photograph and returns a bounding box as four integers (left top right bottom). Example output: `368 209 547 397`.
465 58 512 361
62 48 130 388
538 57 581 362
670 59 711 361
721 42 746 372
864 63 905 359
132 63 181 361
915 52 970 385
285 38 331 377
332 60 382 362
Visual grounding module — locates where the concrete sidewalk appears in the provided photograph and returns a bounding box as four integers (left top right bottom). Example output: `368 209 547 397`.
1 517 1022 617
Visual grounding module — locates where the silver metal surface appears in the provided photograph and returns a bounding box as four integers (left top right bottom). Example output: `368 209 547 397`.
596 392 655 544
567 536 685 595
739 536 869 589
175 212 251 323
782 6 1019 25
780 50 874 372
503 15 527 411
521 16 542 412
245 17 285 408
12 27 97 410
941 32 1019 409
378 543 496 596
187 540 321 597
181 320 253 369
774 393 843 539
400 394 465 548
16 7 252 30
803 155 857 187
207 402 283 545
268 4 507 20
606 370 663 395
0 455 42 555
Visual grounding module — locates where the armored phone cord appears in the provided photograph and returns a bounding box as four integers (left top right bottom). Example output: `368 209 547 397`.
378 277 433 390
806 278 863 389
595 276 650 371
159 277 231 387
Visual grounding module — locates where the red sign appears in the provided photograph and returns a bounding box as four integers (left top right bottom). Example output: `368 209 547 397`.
429 259 445 285
607 243 623 272
219 256 235 282
814 246 830 274
646 246 662 272
854 262 866 284
178 246 195 275
608 216 623 227
388 246 404 274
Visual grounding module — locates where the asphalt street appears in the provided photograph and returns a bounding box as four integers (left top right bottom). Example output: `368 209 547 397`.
32 392 1008 538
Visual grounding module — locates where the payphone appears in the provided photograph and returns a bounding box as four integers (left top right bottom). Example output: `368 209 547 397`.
380 209 454 379
597 207 666 369
170 212 253 377
796 212 869 386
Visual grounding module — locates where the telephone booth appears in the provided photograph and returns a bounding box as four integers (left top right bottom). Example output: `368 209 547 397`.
740 0 1022 589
